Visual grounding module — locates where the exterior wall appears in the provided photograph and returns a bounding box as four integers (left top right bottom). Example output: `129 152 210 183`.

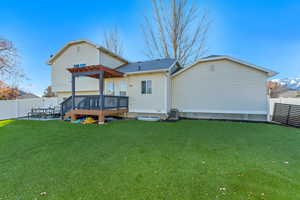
179 112 267 121
51 42 125 94
172 60 269 121
166 74 172 112
57 72 169 116
56 91 99 98
126 72 168 114
56 78 126 98
126 112 168 120
99 51 124 69
104 77 127 96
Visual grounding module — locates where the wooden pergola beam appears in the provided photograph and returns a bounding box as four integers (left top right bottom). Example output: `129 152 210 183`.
67 65 124 79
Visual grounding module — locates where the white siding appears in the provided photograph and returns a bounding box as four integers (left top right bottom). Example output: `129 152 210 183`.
127 73 167 114
172 60 269 115
166 74 172 112
100 51 124 69
51 42 125 94
55 73 169 115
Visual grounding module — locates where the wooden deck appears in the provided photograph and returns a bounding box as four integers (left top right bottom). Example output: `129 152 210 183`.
64 109 128 124
62 64 129 124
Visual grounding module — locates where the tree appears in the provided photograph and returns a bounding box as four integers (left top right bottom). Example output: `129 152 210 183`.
0 81 19 100
143 0 210 66
43 86 56 97
267 81 286 98
0 38 25 85
103 27 124 56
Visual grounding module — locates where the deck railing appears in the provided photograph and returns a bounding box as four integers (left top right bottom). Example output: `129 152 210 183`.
61 95 129 117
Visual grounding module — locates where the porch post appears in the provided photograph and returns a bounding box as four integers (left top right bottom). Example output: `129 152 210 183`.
99 71 104 110
72 74 75 110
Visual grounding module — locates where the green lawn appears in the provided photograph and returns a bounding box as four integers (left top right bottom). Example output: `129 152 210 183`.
0 120 300 200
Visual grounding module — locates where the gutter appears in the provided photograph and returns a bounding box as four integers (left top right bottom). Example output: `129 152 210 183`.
124 69 169 76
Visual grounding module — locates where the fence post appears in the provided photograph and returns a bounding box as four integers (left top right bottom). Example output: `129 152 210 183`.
272 103 277 121
15 99 18 119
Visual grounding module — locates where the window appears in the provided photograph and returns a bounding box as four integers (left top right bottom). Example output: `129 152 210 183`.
107 82 115 95
119 80 127 96
141 80 152 94
120 91 127 96
73 64 86 68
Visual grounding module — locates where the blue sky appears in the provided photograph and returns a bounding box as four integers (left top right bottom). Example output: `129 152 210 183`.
0 0 299 96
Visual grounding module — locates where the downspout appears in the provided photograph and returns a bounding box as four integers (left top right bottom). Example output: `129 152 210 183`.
164 72 170 118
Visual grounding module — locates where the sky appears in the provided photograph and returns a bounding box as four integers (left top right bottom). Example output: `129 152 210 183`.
0 0 299 96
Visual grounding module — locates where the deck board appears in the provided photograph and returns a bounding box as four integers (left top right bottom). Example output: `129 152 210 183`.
63 109 128 123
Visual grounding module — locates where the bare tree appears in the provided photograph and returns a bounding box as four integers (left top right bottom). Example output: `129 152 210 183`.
143 0 210 66
0 80 20 100
0 37 24 85
43 86 56 97
103 27 124 56
268 81 288 98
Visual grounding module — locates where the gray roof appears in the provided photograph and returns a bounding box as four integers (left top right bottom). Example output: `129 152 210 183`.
116 58 177 73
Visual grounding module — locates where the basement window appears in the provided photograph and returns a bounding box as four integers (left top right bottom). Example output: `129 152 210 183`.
141 80 152 94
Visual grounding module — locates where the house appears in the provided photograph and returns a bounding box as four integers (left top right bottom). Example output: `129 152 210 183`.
17 91 39 99
268 80 300 98
47 40 277 122
271 90 300 98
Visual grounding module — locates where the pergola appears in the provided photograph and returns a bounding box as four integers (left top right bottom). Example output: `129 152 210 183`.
67 65 124 110
64 65 127 124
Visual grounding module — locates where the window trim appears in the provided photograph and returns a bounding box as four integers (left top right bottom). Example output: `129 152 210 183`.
141 80 152 94
119 80 127 96
107 81 115 95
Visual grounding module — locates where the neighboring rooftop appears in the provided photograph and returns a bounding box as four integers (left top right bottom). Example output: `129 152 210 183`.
116 58 177 74
17 91 39 99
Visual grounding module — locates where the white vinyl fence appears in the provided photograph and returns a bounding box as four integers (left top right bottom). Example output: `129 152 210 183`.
269 98 300 116
1 97 300 121
0 97 64 120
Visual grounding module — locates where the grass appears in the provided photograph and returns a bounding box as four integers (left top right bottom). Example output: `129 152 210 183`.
0 119 300 200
